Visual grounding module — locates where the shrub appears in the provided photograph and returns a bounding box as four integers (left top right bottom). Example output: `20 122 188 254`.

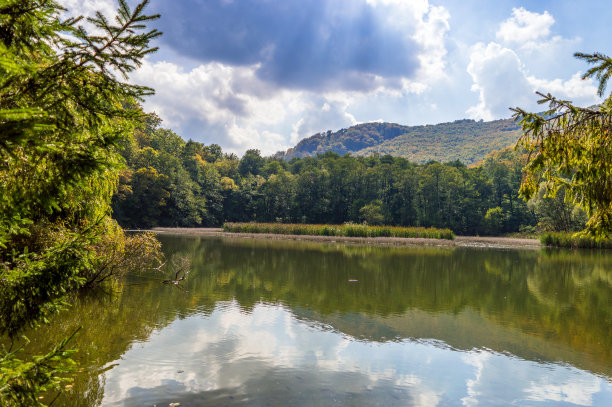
541 232 612 249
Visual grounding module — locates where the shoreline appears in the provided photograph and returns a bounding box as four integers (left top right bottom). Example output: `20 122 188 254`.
147 227 542 250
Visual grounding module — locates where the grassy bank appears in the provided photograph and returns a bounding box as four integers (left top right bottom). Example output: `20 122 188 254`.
541 233 612 249
223 222 455 240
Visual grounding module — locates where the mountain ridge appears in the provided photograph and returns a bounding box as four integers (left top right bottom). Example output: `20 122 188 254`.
279 117 522 165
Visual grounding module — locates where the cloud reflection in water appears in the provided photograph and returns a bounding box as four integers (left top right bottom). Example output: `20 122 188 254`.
100 301 611 406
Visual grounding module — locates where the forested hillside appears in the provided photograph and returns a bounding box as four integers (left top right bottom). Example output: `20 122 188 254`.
280 118 522 164
112 113 586 236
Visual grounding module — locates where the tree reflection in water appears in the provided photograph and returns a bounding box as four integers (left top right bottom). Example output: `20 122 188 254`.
14 236 612 406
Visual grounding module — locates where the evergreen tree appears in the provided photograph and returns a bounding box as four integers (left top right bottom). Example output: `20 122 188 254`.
512 52 612 237
0 0 161 404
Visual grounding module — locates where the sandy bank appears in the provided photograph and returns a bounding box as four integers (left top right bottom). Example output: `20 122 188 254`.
148 227 542 250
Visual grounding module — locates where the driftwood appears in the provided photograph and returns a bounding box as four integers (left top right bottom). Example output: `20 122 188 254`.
160 255 191 286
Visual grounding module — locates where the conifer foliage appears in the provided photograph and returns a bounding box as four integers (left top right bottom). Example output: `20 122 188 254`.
512 52 612 238
0 1 161 405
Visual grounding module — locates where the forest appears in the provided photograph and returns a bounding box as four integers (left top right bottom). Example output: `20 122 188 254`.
112 112 586 236
1 0 611 404
279 118 522 165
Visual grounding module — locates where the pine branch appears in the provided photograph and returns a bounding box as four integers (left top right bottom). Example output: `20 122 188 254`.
575 52 612 97
74 0 161 77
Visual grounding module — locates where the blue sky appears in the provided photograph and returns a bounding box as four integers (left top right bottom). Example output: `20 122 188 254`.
64 0 609 154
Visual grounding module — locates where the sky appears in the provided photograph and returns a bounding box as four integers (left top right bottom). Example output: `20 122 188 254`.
62 0 610 155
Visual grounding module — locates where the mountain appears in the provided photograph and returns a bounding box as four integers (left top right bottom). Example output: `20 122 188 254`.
280 118 522 165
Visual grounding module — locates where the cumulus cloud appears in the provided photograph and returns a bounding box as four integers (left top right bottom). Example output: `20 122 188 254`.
412 4 451 83
149 0 449 93
130 60 301 153
467 6 600 121
495 7 579 55
130 60 365 154
527 72 598 103
466 42 534 120
496 7 554 45
130 61 252 127
59 0 457 154
467 42 599 121
364 0 450 83
120 0 456 153
289 99 357 144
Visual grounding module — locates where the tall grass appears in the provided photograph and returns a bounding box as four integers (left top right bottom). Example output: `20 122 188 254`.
541 232 612 249
223 222 455 240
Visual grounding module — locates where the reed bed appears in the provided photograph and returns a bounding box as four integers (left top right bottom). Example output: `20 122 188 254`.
541 232 612 249
223 222 455 240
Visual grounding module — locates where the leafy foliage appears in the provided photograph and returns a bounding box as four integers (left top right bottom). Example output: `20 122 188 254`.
0 330 79 407
86 225 162 289
512 52 612 238
112 116 224 228
0 0 161 404
118 124 557 237
541 232 612 249
527 184 588 233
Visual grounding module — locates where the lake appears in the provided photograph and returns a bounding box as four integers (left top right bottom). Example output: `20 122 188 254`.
23 235 612 406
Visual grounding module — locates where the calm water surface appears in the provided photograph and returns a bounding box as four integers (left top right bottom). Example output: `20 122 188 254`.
24 235 612 406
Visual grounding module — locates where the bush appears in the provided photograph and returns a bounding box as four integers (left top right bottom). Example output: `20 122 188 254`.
483 207 505 235
541 232 612 249
87 221 163 289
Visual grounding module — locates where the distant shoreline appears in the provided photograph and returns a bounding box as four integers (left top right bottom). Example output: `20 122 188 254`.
147 227 542 250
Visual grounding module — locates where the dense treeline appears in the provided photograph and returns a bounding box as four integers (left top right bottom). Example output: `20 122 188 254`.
112 115 586 236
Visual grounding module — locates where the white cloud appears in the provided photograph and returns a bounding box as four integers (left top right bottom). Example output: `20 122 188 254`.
495 7 579 57
60 0 116 18
466 41 600 120
466 7 600 121
496 8 554 45
131 61 232 126
413 4 451 84
527 72 599 105
130 60 364 154
125 0 454 154
466 42 535 120
367 0 451 88
130 60 297 154
289 99 357 144
226 125 286 155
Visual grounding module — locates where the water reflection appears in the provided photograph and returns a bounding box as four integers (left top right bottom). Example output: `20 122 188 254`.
101 302 609 406
15 236 612 406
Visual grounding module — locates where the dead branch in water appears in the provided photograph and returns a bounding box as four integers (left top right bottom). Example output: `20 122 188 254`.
161 255 191 286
